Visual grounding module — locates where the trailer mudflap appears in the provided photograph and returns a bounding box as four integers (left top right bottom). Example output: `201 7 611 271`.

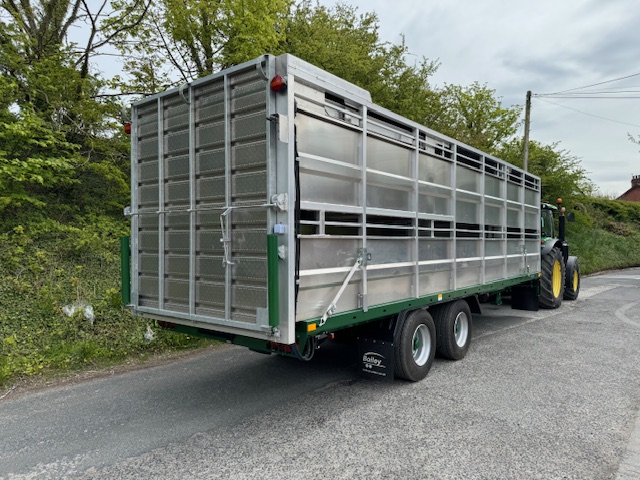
511 284 540 311
357 337 395 381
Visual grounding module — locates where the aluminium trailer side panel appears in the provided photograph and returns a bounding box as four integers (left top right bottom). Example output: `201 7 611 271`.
280 54 541 323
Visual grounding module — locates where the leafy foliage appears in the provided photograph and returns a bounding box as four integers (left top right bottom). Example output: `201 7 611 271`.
107 0 442 116
576 197 640 227
546 198 640 275
0 109 79 210
278 2 385 89
566 218 640 275
0 1 157 387
496 139 595 202
0 1 131 220
0 218 212 386
277 2 440 122
107 0 290 86
424 82 521 153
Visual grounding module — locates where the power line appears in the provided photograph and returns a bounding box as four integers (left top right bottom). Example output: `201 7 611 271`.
537 72 640 96
535 98 640 128
565 87 640 93
544 90 640 95
538 89 640 99
538 95 640 99
582 85 640 91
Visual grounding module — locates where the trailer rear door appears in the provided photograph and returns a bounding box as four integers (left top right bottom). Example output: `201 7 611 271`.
129 56 292 342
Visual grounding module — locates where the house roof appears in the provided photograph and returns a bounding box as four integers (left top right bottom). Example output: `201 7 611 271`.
617 184 640 202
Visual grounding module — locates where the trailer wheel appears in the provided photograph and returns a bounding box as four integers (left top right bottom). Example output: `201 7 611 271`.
432 300 473 360
393 309 436 382
540 246 565 309
563 256 580 301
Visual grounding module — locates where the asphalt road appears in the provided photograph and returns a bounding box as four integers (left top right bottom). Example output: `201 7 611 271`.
1 268 640 479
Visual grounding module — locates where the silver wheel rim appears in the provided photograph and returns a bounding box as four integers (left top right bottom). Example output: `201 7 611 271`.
412 324 431 366
454 312 469 347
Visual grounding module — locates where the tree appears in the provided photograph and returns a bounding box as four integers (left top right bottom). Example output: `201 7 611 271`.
273 2 517 153
496 139 594 201
0 0 150 87
422 82 521 153
278 2 439 122
277 2 385 89
0 0 136 218
0 108 79 211
373 40 439 124
108 0 290 88
108 0 441 115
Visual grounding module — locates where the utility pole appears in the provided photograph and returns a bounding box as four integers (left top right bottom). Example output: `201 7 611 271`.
523 90 531 172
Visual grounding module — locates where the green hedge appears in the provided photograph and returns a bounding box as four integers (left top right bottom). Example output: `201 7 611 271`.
0 217 213 387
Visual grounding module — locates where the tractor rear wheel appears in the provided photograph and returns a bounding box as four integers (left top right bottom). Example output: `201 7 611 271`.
564 256 580 300
540 246 565 309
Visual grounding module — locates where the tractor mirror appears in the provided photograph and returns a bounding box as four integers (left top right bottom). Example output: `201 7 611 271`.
566 211 575 222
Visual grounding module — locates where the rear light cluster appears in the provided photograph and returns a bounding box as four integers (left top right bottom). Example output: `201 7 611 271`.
268 341 292 353
270 75 287 93
123 122 131 135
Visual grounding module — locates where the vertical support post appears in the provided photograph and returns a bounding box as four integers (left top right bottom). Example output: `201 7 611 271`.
520 173 526 274
129 108 139 308
413 128 420 298
267 234 280 327
523 90 532 172
157 98 165 310
451 144 457 291
224 74 232 321
188 85 196 317
501 164 507 276
479 154 486 285
120 236 131 305
360 106 368 312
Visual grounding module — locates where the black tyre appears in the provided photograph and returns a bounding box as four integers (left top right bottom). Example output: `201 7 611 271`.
393 309 436 382
432 300 473 360
564 256 580 301
540 246 565 309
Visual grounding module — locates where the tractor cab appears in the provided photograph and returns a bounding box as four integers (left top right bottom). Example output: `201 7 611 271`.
540 204 557 240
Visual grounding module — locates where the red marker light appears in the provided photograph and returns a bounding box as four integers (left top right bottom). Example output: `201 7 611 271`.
270 75 287 93
124 122 132 135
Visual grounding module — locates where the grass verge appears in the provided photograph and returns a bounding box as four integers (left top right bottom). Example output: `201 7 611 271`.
0 216 215 389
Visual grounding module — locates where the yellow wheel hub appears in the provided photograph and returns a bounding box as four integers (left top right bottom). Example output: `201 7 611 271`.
552 260 562 298
572 270 578 291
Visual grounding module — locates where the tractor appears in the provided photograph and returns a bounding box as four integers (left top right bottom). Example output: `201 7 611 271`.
539 199 580 308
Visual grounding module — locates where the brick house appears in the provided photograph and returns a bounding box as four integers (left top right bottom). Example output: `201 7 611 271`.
617 175 640 202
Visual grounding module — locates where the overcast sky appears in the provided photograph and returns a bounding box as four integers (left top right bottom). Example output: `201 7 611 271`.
322 0 640 197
